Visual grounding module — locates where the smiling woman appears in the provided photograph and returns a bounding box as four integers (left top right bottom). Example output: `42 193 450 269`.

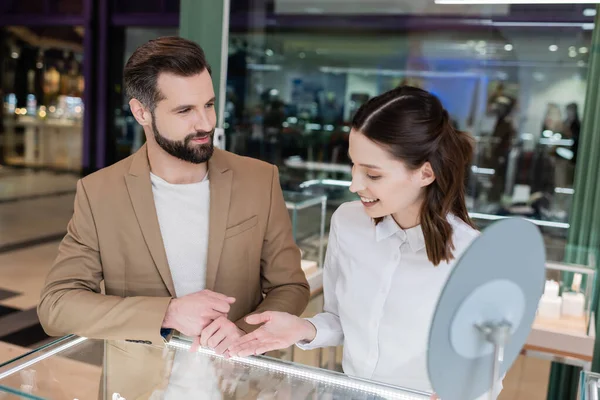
227 86 499 399
349 86 476 266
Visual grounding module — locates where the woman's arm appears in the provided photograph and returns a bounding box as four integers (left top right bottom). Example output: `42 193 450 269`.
296 211 344 349
228 210 345 356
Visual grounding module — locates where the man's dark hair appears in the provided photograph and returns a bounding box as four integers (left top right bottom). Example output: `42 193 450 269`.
124 36 212 110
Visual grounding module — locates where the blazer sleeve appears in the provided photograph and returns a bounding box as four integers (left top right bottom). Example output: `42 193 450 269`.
235 165 310 333
37 179 172 345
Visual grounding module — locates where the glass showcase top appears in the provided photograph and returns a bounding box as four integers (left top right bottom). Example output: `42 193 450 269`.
283 190 327 210
580 371 600 400
0 335 430 400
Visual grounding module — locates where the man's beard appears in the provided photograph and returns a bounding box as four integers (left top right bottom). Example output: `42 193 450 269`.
151 114 214 164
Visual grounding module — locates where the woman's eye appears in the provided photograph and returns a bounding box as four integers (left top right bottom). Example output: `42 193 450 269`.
367 174 381 180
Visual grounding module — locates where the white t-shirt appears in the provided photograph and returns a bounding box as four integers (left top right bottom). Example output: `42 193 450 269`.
151 172 212 399
150 172 210 297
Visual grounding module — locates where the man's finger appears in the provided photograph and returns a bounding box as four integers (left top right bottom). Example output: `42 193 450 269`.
245 312 272 325
205 290 236 304
200 318 222 348
207 329 227 350
202 309 227 321
209 299 232 314
214 334 239 356
190 336 201 353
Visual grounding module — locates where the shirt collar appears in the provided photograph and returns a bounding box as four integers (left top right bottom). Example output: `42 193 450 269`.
375 215 426 253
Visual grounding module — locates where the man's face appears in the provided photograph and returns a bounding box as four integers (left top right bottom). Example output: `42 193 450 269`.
150 70 217 164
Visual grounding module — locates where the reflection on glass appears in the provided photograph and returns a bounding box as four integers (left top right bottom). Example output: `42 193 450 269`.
580 370 600 400
224 3 592 246
1 26 85 172
0 336 429 400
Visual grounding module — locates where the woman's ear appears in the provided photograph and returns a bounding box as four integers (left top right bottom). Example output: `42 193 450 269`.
419 162 436 187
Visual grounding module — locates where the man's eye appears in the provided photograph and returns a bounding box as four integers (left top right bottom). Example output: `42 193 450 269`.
178 108 191 114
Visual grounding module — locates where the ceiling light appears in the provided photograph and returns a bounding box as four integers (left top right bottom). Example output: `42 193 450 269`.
265 49 274 56
569 51 578 57
504 44 513 51
583 8 597 16
549 45 558 52
436 1 600 4
579 47 589 54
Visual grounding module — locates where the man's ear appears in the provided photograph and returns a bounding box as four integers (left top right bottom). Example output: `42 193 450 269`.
129 99 151 127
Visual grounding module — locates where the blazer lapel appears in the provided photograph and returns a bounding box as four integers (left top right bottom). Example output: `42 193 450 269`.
124 145 176 297
206 149 232 291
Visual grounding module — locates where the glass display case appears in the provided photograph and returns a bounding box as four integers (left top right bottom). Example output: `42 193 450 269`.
283 190 327 268
285 174 574 243
580 371 600 400
524 246 597 370
0 335 430 400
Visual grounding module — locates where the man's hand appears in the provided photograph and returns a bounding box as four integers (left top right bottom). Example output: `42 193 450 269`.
162 290 236 337
193 316 244 355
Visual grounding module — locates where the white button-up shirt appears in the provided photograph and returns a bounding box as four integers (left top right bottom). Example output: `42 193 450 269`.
298 201 501 399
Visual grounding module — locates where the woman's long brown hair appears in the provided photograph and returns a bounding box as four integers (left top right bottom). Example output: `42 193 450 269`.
352 86 475 266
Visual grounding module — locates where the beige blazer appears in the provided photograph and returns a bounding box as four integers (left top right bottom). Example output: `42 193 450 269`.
38 145 310 345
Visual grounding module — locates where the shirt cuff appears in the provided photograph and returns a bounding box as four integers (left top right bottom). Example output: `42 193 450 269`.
295 318 324 350
160 328 173 344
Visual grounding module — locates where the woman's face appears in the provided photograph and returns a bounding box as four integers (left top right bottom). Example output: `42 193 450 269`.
348 130 434 223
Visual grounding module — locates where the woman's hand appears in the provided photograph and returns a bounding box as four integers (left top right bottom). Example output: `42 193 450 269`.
227 311 317 357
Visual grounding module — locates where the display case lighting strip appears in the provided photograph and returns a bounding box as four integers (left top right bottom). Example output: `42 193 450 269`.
0 337 87 380
167 338 430 399
436 0 600 4
299 179 352 189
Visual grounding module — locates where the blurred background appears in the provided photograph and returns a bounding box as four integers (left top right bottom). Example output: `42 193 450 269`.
0 1 598 399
